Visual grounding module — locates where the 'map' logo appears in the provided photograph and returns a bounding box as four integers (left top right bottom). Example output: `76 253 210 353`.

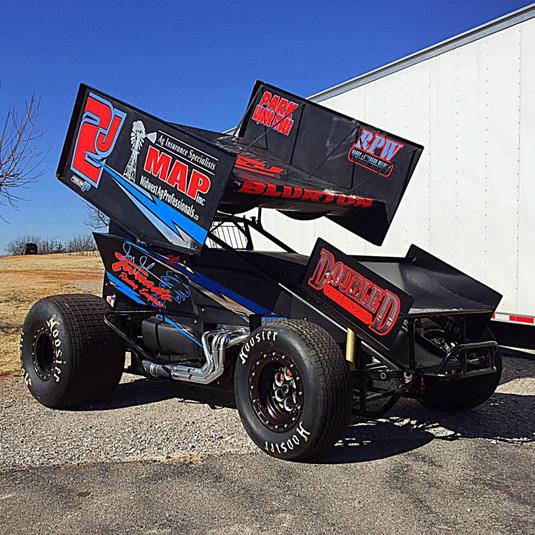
252 91 298 136
142 146 212 206
308 248 401 336
348 128 404 178
71 93 126 188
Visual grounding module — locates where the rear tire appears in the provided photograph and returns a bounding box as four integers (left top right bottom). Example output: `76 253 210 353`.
234 320 352 461
20 294 125 408
419 327 502 412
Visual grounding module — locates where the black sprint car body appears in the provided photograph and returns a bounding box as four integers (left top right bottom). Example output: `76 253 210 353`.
55 81 502 415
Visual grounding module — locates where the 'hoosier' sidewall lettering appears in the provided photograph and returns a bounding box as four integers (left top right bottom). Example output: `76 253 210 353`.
239 329 279 364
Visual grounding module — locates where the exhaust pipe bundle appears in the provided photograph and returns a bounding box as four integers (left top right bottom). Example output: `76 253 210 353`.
141 327 249 384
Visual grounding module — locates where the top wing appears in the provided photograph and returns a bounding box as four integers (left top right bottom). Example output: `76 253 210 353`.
58 81 423 252
222 81 423 245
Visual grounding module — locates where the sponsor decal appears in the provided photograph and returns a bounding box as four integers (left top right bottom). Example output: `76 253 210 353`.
110 242 191 308
236 179 373 208
71 92 126 187
252 90 299 136
234 155 284 177
46 314 65 383
348 128 404 178
124 120 157 182
307 248 401 336
70 175 91 192
142 144 212 206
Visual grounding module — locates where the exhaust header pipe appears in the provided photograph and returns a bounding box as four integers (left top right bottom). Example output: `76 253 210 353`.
141 327 249 385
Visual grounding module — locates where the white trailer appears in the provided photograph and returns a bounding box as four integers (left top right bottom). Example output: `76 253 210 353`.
256 4 535 347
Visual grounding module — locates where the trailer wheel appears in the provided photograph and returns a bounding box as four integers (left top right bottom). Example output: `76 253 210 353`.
20 294 125 408
234 320 352 461
419 328 502 412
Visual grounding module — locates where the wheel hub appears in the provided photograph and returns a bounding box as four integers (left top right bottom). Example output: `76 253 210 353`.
32 330 55 381
249 352 304 433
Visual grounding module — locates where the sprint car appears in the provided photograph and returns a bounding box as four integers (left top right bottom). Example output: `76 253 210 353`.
21 82 502 460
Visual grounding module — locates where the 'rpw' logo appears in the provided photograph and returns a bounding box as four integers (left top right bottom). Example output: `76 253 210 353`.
308 248 401 336
71 93 126 187
143 146 211 205
348 128 404 178
252 91 298 136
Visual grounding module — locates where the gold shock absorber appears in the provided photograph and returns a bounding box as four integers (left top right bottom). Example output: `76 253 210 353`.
345 328 356 370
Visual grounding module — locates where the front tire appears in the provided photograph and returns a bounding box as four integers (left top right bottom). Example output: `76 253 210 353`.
234 320 352 461
21 294 125 408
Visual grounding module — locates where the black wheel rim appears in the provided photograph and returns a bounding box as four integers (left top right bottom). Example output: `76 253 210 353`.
32 330 54 380
249 351 304 432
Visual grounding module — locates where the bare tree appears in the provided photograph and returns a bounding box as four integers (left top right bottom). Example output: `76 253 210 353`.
5 234 41 256
0 93 44 213
39 237 65 254
67 233 96 253
84 203 110 230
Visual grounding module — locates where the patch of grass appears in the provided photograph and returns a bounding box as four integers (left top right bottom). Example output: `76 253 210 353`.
0 254 103 376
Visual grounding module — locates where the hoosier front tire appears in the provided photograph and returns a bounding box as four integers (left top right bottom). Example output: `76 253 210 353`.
234 320 352 461
20 294 125 409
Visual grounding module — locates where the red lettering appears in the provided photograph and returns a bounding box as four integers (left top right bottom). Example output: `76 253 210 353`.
238 180 266 195
112 251 173 306
144 146 171 180
187 169 211 200
268 95 280 112
336 195 356 206
252 92 298 136
284 101 299 118
264 183 281 197
308 249 401 336
276 98 289 116
370 291 401 335
72 94 124 185
167 160 188 192
282 186 303 199
356 197 373 208
308 248 334 290
302 189 323 203
259 91 272 106
234 155 284 177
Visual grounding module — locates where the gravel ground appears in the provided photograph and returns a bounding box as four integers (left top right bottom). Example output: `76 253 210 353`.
0 375 256 469
0 354 533 534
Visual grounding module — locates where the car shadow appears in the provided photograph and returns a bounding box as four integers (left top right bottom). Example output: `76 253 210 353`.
83 376 236 411
78 355 533 464
317 354 534 464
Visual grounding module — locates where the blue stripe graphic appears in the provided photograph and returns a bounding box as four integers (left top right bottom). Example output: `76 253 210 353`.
162 316 202 348
106 271 145 305
102 164 208 245
170 262 272 315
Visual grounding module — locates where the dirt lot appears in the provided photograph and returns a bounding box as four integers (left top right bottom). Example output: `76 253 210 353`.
0 355 533 534
0 253 102 376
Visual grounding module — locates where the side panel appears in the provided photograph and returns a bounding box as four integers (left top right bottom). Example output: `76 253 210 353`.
94 233 193 312
517 22 535 317
302 239 414 352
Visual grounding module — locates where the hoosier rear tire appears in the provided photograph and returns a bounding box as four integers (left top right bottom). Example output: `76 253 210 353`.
419 328 502 412
20 294 125 408
234 320 352 461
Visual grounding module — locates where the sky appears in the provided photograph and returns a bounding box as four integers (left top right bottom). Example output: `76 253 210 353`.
0 0 531 253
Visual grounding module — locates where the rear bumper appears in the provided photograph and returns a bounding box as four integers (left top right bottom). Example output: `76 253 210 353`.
422 340 499 381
